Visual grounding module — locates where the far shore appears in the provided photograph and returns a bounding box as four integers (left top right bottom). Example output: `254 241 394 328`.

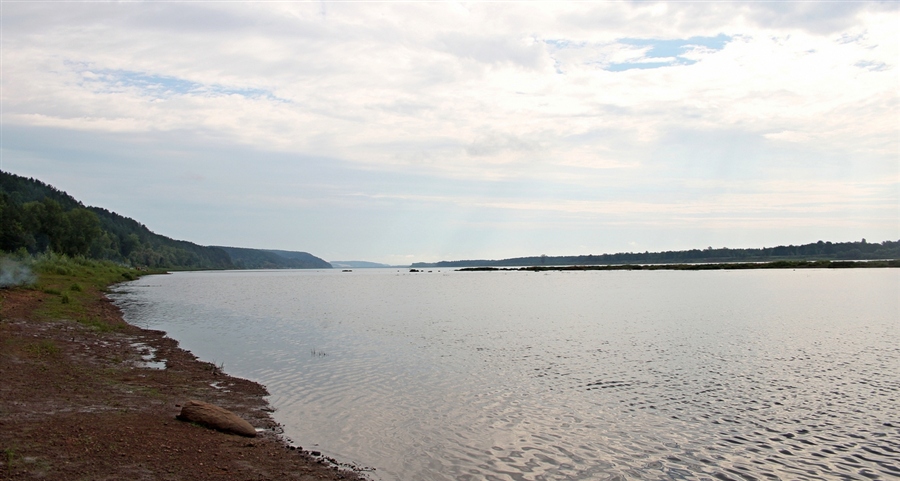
457 259 900 272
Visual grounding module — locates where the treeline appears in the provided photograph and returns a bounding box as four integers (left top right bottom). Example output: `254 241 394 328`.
413 239 900 268
1 171 232 269
461 259 900 272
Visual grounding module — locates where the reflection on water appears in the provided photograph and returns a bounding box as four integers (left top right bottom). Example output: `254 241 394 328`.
111 269 900 480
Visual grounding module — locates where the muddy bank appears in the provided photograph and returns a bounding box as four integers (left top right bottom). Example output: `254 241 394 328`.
0 287 370 481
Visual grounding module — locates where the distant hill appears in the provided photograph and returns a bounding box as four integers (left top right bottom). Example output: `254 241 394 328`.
411 239 900 268
215 247 331 269
0 170 328 270
329 261 391 268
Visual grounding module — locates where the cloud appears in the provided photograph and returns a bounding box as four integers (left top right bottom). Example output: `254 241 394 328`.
434 33 549 70
742 1 895 35
855 60 890 72
1 1 897 261
465 132 540 158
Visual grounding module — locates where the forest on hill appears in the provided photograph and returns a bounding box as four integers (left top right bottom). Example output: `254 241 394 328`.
412 239 900 268
215 246 331 269
0 171 329 270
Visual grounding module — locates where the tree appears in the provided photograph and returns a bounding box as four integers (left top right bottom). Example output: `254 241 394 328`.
0 193 34 252
61 209 101 256
23 198 66 253
121 233 141 256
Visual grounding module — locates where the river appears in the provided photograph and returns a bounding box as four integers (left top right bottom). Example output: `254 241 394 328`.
110 268 900 480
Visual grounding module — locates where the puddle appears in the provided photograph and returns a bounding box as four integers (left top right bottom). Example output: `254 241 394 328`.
130 341 167 370
137 360 167 369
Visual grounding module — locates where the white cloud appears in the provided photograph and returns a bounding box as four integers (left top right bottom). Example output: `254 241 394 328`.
1 1 897 262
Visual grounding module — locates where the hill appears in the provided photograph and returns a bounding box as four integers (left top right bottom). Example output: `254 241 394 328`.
215 247 331 269
0 171 329 270
1 171 233 269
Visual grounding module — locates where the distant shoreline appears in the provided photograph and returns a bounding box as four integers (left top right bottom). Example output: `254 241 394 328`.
458 259 900 272
414 239 900 269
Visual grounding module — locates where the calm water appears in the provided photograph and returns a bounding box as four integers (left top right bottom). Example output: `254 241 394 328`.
110 268 900 481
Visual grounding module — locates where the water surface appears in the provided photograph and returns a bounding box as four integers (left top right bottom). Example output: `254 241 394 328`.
111 268 900 480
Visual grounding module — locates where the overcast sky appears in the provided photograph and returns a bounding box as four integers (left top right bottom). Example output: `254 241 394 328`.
1 1 897 264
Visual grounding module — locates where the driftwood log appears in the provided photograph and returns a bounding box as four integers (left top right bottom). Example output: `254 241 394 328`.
176 400 257 437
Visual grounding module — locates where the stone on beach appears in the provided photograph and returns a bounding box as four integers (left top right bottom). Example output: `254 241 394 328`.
176 400 257 437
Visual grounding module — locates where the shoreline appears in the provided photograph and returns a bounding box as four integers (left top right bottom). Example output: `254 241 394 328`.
0 281 369 480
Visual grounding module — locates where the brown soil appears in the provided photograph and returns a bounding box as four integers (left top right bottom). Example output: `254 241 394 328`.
0 287 370 481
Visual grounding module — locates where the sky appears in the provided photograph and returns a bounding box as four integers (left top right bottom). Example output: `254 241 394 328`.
1 1 898 265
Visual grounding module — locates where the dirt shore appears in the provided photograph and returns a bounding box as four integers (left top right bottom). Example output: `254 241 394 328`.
0 287 370 481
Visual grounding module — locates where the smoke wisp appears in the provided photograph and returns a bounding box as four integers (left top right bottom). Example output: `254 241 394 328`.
0 258 36 288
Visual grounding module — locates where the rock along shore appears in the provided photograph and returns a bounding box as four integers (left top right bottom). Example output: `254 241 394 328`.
0 286 369 481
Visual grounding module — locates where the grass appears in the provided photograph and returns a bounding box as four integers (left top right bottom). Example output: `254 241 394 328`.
4 447 14 464
208 360 225 375
79 318 119 333
134 386 163 399
1 252 162 330
29 252 153 291
24 340 60 358
2 446 20 474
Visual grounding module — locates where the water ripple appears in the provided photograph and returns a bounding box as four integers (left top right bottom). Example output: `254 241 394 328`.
112 268 900 480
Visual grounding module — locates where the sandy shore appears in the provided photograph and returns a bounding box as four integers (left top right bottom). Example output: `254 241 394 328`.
0 286 369 481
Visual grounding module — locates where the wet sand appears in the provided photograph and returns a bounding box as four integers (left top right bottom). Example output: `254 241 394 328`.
0 287 369 481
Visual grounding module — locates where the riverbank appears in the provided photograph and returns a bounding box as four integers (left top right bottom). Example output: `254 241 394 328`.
0 264 368 480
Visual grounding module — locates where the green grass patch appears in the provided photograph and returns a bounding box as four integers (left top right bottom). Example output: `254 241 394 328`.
3 252 150 326
134 386 163 399
32 290 88 323
31 252 145 291
4 446 17 472
76 317 118 332
2 252 161 297
25 340 60 357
